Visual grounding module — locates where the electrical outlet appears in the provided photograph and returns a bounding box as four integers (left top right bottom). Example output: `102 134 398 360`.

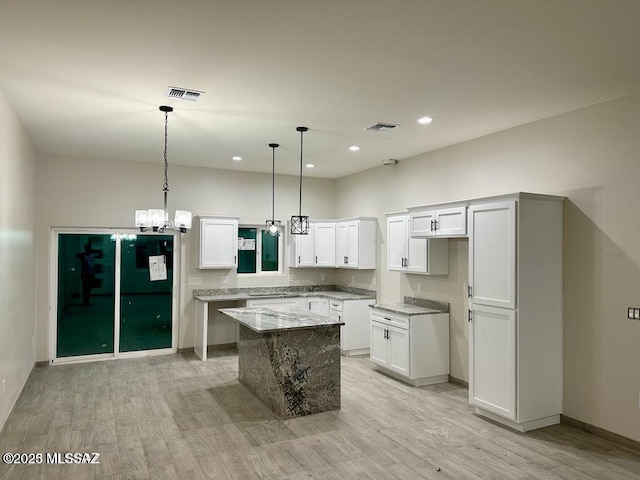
417 283 422 292
220 275 229 284
626 307 640 320
372 277 377 286
351 275 355 283
320 273 325 281
2 379 5 395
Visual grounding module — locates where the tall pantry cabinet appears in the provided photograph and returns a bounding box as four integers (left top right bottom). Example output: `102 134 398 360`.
468 193 563 432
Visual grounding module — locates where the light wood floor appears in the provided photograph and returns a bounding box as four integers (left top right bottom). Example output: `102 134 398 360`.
1 351 640 480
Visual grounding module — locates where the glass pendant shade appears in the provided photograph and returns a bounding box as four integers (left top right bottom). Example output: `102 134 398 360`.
135 209 150 228
290 126 310 235
174 210 193 233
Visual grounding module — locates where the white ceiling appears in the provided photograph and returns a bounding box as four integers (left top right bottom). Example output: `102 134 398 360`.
1 0 639 179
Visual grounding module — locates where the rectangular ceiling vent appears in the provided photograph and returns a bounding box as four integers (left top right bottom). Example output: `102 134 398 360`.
165 86 205 102
365 122 399 132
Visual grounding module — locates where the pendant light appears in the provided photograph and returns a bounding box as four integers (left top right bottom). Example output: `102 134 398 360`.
265 143 280 236
135 106 192 233
290 126 309 235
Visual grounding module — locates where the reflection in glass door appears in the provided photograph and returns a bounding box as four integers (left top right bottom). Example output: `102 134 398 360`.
55 231 175 360
119 234 173 352
57 234 115 357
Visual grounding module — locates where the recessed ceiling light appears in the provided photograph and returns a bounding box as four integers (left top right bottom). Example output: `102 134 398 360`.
305 163 315 168
232 156 242 161
418 116 433 125
349 145 360 152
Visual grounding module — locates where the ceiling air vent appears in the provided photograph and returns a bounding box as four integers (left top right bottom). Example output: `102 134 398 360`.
365 122 399 132
165 86 204 102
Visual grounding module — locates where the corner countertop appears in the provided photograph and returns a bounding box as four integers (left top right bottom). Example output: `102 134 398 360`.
369 296 449 316
194 286 376 303
219 306 345 333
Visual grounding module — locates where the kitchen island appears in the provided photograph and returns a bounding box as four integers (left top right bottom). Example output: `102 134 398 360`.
219 306 345 418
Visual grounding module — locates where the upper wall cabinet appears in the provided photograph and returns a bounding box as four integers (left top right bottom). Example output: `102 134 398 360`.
407 205 467 237
335 217 377 269
386 212 448 275
290 221 336 268
197 216 239 269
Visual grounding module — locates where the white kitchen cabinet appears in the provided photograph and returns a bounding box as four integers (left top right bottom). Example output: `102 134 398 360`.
468 193 563 432
335 217 376 269
386 212 448 275
469 304 516 420
299 296 329 317
370 309 449 386
313 222 336 267
290 226 314 267
408 205 467 237
197 216 239 269
329 298 374 355
290 221 336 268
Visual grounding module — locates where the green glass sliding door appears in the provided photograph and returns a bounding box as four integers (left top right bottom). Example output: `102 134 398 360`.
119 234 173 352
57 234 115 357
56 232 174 359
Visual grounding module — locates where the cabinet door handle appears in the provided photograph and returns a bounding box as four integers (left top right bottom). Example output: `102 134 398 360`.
315 256 318 263
430 220 434 231
298 256 301 263
468 310 473 322
468 285 473 298
433 219 438 231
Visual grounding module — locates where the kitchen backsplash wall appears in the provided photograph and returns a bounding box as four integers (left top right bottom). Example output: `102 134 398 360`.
334 90 640 444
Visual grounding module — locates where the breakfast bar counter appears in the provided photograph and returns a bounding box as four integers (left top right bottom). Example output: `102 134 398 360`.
219 306 345 418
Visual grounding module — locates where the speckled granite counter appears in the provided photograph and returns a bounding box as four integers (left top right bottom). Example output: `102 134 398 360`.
219 306 345 332
194 285 376 303
370 296 449 316
193 286 375 360
219 306 343 418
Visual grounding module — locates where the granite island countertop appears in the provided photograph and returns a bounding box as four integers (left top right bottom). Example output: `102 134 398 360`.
194 285 376 303
219 306 346 333
370 296 449 316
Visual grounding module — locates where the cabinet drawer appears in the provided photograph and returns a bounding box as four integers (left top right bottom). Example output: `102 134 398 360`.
370 310 409 329
329 300 343 312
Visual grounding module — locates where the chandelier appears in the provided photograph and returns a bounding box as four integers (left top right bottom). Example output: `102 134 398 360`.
135 106 192 233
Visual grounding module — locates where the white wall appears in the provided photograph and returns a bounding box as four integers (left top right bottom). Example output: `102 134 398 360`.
335 91 640 443
0 89 38 431
35 156 337 360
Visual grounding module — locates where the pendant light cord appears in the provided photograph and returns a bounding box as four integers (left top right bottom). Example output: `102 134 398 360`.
271 145 276 222
163 110 169 194
298 129 304 216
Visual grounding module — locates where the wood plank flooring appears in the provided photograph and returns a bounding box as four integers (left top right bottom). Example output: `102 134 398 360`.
1 350 639 479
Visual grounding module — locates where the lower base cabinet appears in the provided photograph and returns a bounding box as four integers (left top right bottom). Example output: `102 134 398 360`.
370 310 449 386
330 299 374 356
